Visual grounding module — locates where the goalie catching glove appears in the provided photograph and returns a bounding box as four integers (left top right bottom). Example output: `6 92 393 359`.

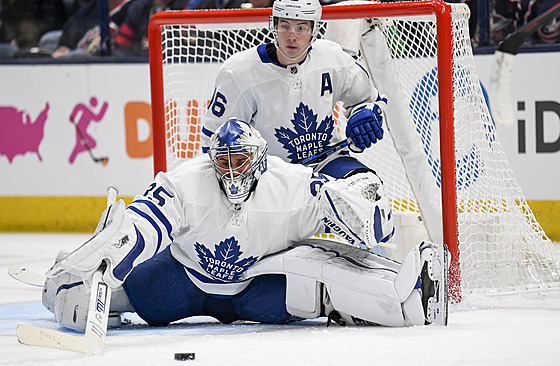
345 101 386 152
319 171 394 251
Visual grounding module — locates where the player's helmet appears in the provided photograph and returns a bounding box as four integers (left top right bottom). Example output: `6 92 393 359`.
270 0 323 43
208 118 268 204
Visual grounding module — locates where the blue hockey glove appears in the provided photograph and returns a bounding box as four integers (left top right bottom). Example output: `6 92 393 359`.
345 104 384 152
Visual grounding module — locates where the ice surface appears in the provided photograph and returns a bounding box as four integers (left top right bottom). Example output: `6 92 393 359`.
1 233 559 366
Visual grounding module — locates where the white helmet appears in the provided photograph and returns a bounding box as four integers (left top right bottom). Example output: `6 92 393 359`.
208 118 268 204
270 0 323 44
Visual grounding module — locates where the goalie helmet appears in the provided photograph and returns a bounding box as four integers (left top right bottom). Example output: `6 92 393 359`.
270 0 323 46
208 118 268 204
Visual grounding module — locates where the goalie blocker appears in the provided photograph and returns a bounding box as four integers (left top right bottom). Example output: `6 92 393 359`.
43 238 448 329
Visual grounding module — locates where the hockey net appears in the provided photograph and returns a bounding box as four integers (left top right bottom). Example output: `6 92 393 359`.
148 1 560 301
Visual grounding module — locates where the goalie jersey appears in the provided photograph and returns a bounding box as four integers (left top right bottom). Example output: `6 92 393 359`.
126 155 326 295
201 39 384 163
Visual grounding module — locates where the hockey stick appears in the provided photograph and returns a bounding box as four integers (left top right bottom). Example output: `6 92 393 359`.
298 138 351 166
17 185 119 355
70 118 109 166
8 265 45 287
489 2 560 125
17 268 111 355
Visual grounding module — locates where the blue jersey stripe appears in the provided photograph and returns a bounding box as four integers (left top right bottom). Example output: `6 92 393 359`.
202 126 214 137
127 205 163 253
130 199 174 243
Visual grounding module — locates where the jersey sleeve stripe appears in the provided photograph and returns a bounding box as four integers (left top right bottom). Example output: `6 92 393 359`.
131 199 174 243
202 126 214 137
126 205 163 253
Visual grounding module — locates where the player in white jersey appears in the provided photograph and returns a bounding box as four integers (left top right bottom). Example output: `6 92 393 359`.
201 0 387 179
41 119 448 330
202 0 394 248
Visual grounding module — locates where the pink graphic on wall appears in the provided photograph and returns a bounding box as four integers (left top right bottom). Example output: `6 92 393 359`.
0 103 49 163
69 97 108 164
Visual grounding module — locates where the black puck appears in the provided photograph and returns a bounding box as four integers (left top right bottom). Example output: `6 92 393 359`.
174 353 195 361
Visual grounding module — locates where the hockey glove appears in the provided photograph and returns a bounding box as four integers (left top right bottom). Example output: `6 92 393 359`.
345 104 384 152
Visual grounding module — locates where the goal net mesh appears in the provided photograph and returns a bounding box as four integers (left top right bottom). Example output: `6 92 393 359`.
151 2 560 298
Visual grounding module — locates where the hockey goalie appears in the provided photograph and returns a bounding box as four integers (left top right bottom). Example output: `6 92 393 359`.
42 118 448 331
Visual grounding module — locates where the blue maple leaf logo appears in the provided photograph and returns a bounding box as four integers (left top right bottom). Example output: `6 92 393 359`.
274 102 334 163
194 237 258 282
228 183 239 195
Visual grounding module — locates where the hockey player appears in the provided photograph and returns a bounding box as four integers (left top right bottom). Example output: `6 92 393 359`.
201 0 394 246
201 0 386 179
42 118 448 332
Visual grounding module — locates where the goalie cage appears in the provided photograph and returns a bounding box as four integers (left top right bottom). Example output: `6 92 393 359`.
147 0 560 302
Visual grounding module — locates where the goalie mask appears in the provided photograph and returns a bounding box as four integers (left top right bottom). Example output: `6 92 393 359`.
270 0 323 57
209 119 268 204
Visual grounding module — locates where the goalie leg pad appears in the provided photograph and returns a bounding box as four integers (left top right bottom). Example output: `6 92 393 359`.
246 239 407 326
43 252 133 331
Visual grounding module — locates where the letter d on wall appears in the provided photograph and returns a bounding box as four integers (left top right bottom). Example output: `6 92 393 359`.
125 102 153 158
536 101 560 153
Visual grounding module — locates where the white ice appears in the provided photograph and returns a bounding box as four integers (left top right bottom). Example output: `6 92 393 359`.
1 233 559 366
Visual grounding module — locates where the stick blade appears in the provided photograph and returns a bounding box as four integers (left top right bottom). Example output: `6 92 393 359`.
17 324 101 355
8 265 45 287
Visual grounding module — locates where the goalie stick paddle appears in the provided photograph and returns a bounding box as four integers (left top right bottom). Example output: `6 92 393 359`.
17 268 112 355
489 3 560 126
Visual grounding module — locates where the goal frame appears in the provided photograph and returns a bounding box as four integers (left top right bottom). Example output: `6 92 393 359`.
147 1 460 297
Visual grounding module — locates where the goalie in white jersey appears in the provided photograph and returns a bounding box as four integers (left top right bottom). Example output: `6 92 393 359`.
42 119 448 331
202 0 387 180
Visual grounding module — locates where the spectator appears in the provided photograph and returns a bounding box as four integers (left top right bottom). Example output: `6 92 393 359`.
0 0 66 56
112 0 189 57
491 0 560 45
187 0 271 10
52 0 131 58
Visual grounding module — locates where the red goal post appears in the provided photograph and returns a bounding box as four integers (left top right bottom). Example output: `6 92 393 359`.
147 1 560 303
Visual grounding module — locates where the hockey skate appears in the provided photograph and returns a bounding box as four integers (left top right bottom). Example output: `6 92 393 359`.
419 242 449 325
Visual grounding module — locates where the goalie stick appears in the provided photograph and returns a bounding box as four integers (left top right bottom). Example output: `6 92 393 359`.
17 185 119 355
17 268 111 355
8 265 45 287
489 2 560 125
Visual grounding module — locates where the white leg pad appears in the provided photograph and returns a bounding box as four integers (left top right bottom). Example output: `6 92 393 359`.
394 243 423 302
243 239 407 326
401 289 425 326
43 265 132 331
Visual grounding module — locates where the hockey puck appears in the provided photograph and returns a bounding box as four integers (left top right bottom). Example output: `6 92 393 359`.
174 353 195 361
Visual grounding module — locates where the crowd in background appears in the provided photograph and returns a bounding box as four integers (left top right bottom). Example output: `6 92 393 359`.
0 0 559 60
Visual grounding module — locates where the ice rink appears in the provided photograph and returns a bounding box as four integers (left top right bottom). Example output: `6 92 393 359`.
1 233 559 366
